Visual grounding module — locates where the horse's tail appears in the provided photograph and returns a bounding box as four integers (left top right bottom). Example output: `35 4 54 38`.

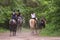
29 19 36 29
17 18 23 24
9 19 16 25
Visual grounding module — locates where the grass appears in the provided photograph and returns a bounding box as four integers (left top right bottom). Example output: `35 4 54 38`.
40 31 60 37
39 29 60 37
39 24 60 37
0 27 9 33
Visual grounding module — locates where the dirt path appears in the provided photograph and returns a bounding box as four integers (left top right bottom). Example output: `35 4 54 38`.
0 31 60 40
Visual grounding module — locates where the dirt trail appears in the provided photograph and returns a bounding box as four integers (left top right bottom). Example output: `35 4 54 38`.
0 31 60 40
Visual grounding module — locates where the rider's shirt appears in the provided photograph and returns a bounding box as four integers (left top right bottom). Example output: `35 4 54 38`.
11 12 17 20
31 13 36 18
12 15 16 19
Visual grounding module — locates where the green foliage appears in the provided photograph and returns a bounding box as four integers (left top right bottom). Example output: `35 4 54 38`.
0 0 60 36
0 0 12 6
0 6 11 23
40 24 60 36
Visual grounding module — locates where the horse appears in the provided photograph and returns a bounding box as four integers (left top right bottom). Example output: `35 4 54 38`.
17 16 23 32
9 19 17 36
38 18 46 29
29 19 37 35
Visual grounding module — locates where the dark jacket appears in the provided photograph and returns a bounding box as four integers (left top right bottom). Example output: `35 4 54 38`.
11 14 17 21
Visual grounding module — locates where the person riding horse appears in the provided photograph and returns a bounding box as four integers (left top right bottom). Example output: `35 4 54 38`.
29 12 38 35
39 17 46 29
17 10 23 20
11 10 17 21
17 10 23 32
31 12 36 21
9 10 17 36
31 12 38 24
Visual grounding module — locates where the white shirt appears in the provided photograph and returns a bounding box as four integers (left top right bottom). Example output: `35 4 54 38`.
31 13 36 18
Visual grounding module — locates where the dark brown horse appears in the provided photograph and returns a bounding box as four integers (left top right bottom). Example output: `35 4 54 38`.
29 19 37 35
17 16 23 32
9 19 17 36
39 17 46 29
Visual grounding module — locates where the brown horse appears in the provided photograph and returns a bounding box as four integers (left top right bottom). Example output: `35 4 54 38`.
9 19 17 36
17 16 23 32
29 19 37 35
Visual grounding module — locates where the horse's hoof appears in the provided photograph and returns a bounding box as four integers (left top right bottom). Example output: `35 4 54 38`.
13 34 16 36
10 34 12 37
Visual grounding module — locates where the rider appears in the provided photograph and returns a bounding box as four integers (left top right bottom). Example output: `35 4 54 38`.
40 17 46 28
11 10 17 21
31 12 36 21
41 17 46 24
17 10 23 19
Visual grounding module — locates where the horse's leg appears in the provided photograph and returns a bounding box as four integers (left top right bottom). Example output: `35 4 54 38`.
10 30 13 36
34 28 37 34
18 24 22 32
18 24 21 32
10 31 12 36
20 24 22 32
31 28 34 35
35 24 38 35
17 24 18 31
33 24 37 35
13 31 15 36
17 24 20 32
20 26 21 32
13 26 17 36
30 26 35 35
9 25 12 36
13 29 16 36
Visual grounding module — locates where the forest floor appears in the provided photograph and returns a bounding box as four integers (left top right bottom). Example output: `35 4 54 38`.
0 28 60 40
